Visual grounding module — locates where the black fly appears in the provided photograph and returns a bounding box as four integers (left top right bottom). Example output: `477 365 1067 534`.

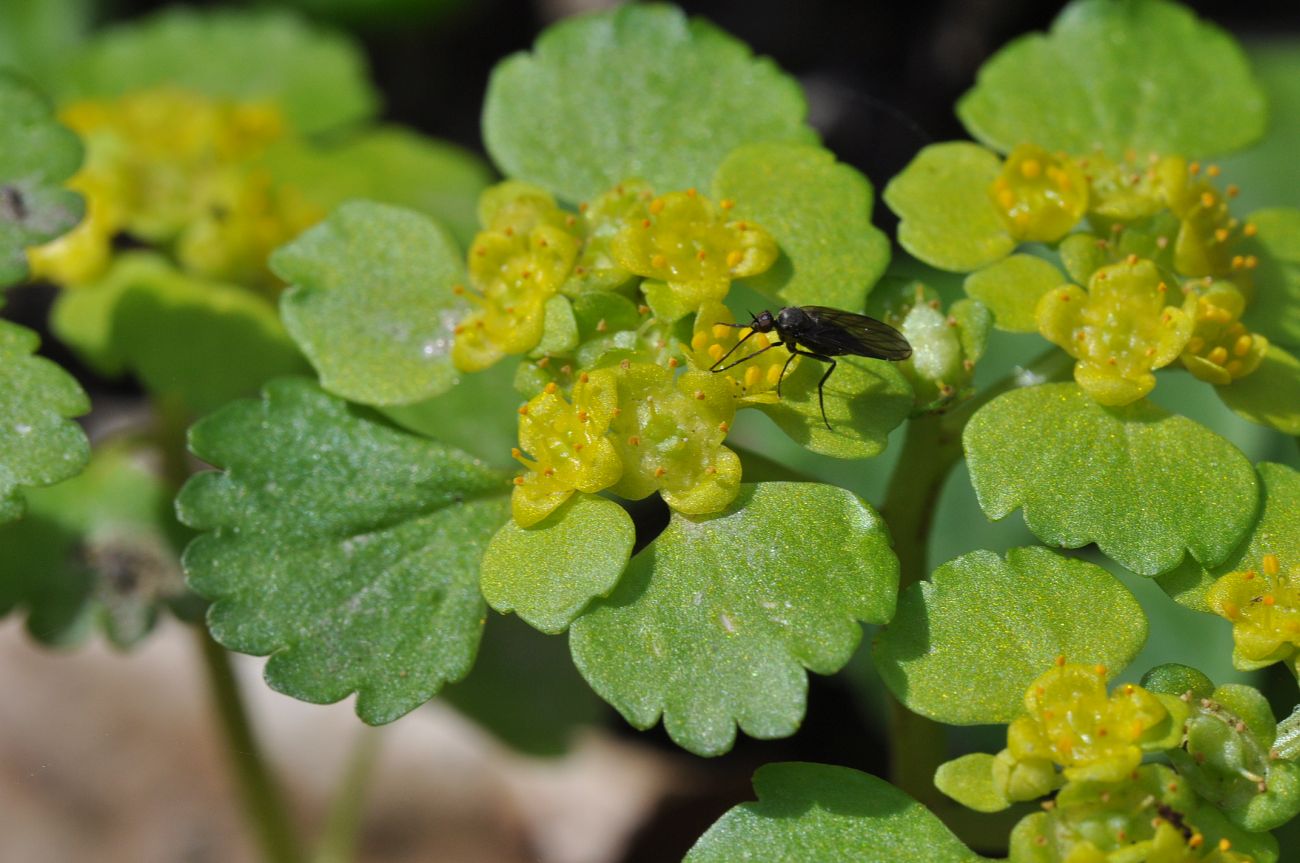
709 306 912 430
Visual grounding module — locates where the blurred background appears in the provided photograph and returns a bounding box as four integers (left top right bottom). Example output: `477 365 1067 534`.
2 0 1299 861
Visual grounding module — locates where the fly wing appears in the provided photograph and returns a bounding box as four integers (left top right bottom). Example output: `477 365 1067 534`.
799 306 913 360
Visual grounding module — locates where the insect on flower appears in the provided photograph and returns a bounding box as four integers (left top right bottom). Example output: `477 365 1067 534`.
710 306 912 430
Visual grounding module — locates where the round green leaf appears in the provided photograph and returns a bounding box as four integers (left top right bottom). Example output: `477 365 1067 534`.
755 357 913 459
482 4 815 204
964 382 1258 576
570 482 898 756
712 141 889 310
963 254 1065 333
883 142 1013 273
258 127 493 251
0 71 84 287
481 493 634 634
61 7 377 134
177 378 510 724
1243 207 1300 350
0 0 91 95
956 0 1266 159
685 762 983 863
1159 462 1300 612
0 319 89 523
273 201 466 407
1217 344 1300 435
873 546 1147 725
0 443 186 647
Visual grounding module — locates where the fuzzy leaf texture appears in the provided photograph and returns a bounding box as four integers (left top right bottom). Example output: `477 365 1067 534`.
569 483 898 757
963 254 1066 333
1159 462 1300 611
1217 345 1300 435
0 444 187 647
480 494 635 634
482 3 815 203
0 71 84 286
963 383 1257 576
0 320 89 524
59 7 377 134
273 202 467 407
177 378 510 724
873 547 1146 724
711 141 890 310
685 763 984 863
1243 207 1300 350
956 0 1266 159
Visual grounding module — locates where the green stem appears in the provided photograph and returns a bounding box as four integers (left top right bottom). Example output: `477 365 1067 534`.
194 625 305 863
313 730 382 863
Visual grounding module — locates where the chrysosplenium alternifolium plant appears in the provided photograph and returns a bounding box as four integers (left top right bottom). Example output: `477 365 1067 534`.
4 0 1300 859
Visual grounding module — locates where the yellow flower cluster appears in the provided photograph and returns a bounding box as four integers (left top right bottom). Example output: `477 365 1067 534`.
1179 281 1267 385
989 143 1088 243
1208 554 1300 672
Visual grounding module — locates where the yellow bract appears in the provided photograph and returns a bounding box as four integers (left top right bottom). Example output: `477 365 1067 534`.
1037 258 1192 405
989 143 1088 242
610 189 777 316
1179 281 1267 386
1207 554 1300 671
510 373 622 527
687 300 790 404
1008 662 1171 783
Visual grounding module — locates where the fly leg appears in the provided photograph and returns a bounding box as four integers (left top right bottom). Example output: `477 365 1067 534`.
786 347 837 430
711 339 781 372
775 347 798 398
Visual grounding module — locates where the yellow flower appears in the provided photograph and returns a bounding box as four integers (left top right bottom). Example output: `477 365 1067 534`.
510 374 622 527
1037 257 1192 405
1207 554 1300 671
687 300 791 404
1079 150 1179 223
1179 281 1267 385
567 179 653 293
1161 158 1255 284
988 143 1088 242
610 189 777 319
1008 661 1174 783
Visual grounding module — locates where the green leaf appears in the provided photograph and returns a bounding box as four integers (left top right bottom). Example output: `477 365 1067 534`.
440 612 606 756
273 202 466 407
873 546 1146 725
570 482 897 756
933 753 1009 814
1243 207 1300 350
755 357 913 459
1217 344 1300 434
0 0 92 94
963 254 1064 333
964 382 1258 576
177 378 510 724
1221 43 1300 212
956 0 1266 159
61 7 377 134
258 127 493 251
0 319 89 523
0 71 84 287
378 360 519 469
685 763 982 863
480 494 634 634
1159 462 1300 612
1140 662 1214 700
0 442 187 647
883 142 1013 273
482 3 815 204
712 141 889 310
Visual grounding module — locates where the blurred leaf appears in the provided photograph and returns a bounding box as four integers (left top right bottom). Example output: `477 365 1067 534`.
1242 207 1300 350
957 0 1266 159
873 546 1147 724
1221 41 1300 212
755 357 912 459
964 383 1258 576
481 494 634 634
1159 462 1299 612
883 142 1013 273
483 4 815 204
177 378 510 724
712 141 889 310
0 319 89 523
61 7 377 135
0 0 92 101
1217 345 1300 435
274 202 465 407
378 360 519 468
0 71 84 286
963 254 1065 333
570 482 897 756
260 126 494 250
0 443 186 647
685 763 983 863
441 611 605 757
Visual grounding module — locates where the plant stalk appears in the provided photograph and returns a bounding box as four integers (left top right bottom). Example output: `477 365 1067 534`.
313 729 382 863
